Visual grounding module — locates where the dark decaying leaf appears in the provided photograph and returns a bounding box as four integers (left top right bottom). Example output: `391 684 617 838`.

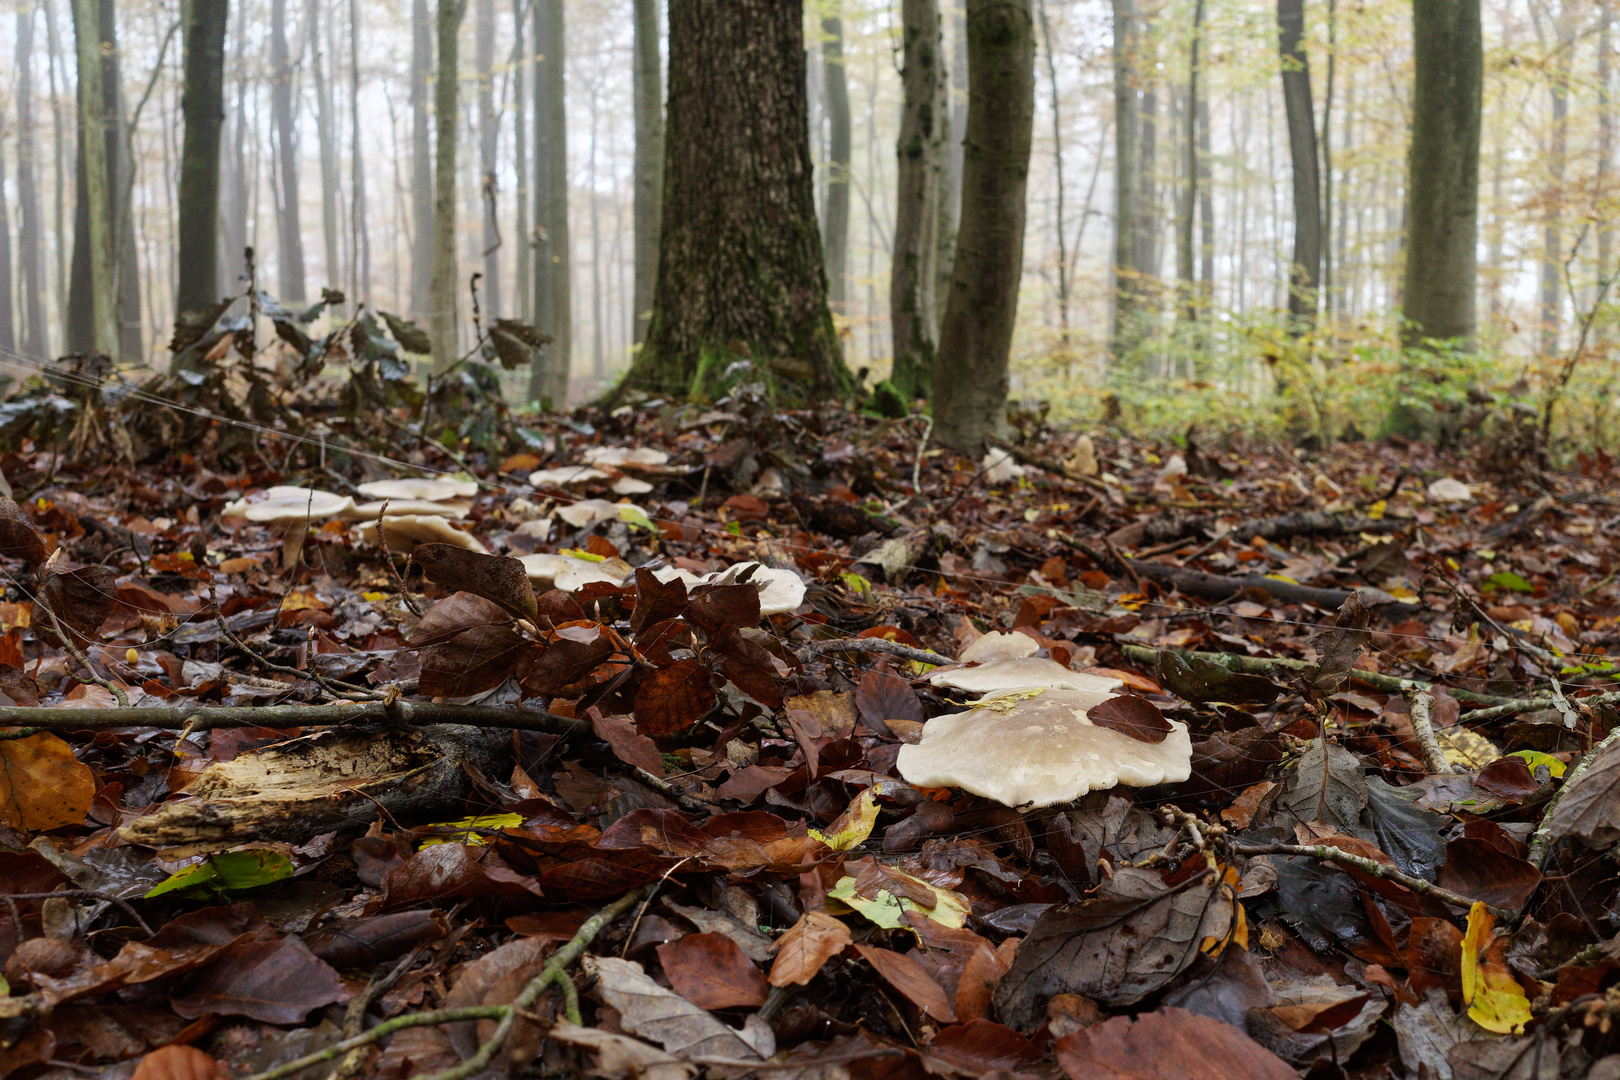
855 669 923 731
685 583 760 635
408 591 514 648
36 564 119 647
1294 593 1371 704
714 627 784 709
656 932 769 1009
307 909 450 968
521 622 620 697
1434 838 1543 910
418 624 534 698
170 936 348 1023
493 318 553 350
380 310 433 354
0 498 52 566
992 866 1233 1025
1054 1007 1298 1080
1276 737 1369 833
1542 734 1620 850
1155 650 1281 706
410 544 538 622
1087 694 1173 744
631 567 689 634
634 657 718 736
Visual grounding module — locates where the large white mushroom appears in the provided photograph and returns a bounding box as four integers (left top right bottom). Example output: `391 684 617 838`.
897 686 1193 808
958 631 1041 664
222 486 354 524
931 659 1121 695
529 465 611 487
520 552 631 591
375 515 490 555
356 477 480 501
703 562 806 615
347 498 473 521
555 499 623 528
582 446 671 468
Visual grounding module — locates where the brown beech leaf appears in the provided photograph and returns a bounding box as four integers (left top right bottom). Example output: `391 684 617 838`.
0 498 52 567
1474 756 1540 802
522 621 619 697
381 843 544 907
1434 837 1543 910
632 568 690 634
418 624 533 698
37 564 118 647
130 1045 230 1080
411 544 538 622
854 944 956 1022
408 592 514 648
927 1019 1043 1074
656 932 769 1009
592 712 667 777
855 669 923 732
1087 694 1172 744
307 909 450 969
686 583 760 635
1295 593 1371 705
170 936 349 1023
634 657 717 736
769 910 853 987
715 627 784 709
1055 1007 1297 1080
0 732 97 832
586 955 764 1061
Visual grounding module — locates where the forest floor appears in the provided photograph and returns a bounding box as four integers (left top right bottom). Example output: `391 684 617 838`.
1 376 1619 1080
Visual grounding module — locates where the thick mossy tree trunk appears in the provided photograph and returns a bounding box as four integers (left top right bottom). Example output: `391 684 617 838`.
616 0 852 402
933 0 1035 454
1109 0 1139 359
429 0 464 369
1277 0 1321 330
632 0 663 346
1403 0 1480 347
175 0 228 328
890 0 946 402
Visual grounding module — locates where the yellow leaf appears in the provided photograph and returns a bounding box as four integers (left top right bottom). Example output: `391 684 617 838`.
1367 500 1387 520
419 812 525 847
827 866 969 932
810 787 881 852
0 732 96 831
1461 902 1532 1035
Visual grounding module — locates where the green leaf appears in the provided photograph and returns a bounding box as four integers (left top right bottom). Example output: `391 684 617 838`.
1484 571 1535 594
144 849 295 898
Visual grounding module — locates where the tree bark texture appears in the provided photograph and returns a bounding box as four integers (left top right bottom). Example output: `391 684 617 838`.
175 0 228 327
1401 0 1481 346
1037 0 1069 346
270 0 307 304
1277 0 1320 329
632 0 663 346
15 6 48 361
1539 3 1574 356
891 0 947 401
310 0 340 297
529 0 571 406
1109 0 1139 357
936 7 967 335
1134 84 1158 285
70 0 117 357
618 0 851 401
1177 0 1203 321
429 0 464 369
0 102 13 355
410 0 434 321
512 0 530 321
1601 0 1614 285
821 11 852 311
477 0 499 317
934 0 1035 454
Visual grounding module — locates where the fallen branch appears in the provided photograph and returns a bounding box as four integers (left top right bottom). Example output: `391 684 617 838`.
1108 510 1400 551
1120 644 1521 707
0 700 585 735
239 884 651 1080
800 637 954 667
1460 689 1620 724
1226 839 1510 919
1525 724 1620 872
1403 686 1454 775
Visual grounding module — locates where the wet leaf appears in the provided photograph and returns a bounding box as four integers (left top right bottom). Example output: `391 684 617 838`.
656 932 769 1009
1087 694 1173 744
769 910 853 987
0 732 95 832
1155 651 1282 706
411 544 538 622
634 657 717 735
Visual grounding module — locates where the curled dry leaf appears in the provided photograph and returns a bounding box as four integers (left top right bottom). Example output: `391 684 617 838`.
769 910 853 987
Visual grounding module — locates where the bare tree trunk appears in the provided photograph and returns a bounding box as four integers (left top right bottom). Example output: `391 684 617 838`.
1198 92 1213 299
1540 4 1573 355
411 0 434 320
615 0 850 402
513 0 529 321
821 9 851 312
270 0 307 304
430 0 464 368
45 0 69 327
309 0 340 293
0 101 14 355
105 0 142 363
70 0 117 356
477 0 499 317
1036 0 1069 343
934 0 1034 454
175 0 228 328
15 5 49 360
589 77 604 381
632 0 663 345
1320 0 1335 319
891 0 946 401
1602 0 1614 284
1135 83 1158 286
1176 0 1203 321
1109 0 1139 357
350 0 370 303
529 0 570 406
935 5 967 334
1276 0 1320 330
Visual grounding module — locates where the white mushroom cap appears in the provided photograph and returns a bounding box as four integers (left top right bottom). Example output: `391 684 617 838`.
612 476 655 495
582 446 670 468
897 687 1193 807
356 477 480 501
529 465 611 487
703 562 806 615
959 631 1040 664
931 658 1123 695
347 498 472 520
555 498 621 528
375 515 489 554
520 552 631 591
222 486 355 524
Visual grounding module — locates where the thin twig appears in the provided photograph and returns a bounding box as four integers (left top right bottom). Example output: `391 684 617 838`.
1402 684 1453 775
3 890 154 938
1227 839 1509 918
0 701 586 735
799 637 954 667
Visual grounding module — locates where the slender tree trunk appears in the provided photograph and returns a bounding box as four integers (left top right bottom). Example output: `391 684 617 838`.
1277 0 1320 330
821 9 851 312
1177 0 1203 321
1036 0 1069 343
589 79 604 381
70 0 117 356
615 0 851 401
632 0 663 346
104 0 141 363
477 0 499 317
529 0 571 406
410 0 434 320
936 6 967 334
1321 0 1335 316
0 101 13 355
1110 0 1139 358
16 5 49 360
1601 1 1614 288
45 0 68 329
1400 0 1481 350
350 0 370 303
934 0 1035 453
175 0 228 328
1135 83 1158 285
891 0 946 401
270 0 307 304
310 0 340 293
1540 5 1573 355
430 0 464 367
513 0 530 322
221 18 249 299
1198 92 1213 298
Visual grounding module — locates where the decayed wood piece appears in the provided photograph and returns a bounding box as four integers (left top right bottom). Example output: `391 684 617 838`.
1107 510 1399 550
119 724 511 852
